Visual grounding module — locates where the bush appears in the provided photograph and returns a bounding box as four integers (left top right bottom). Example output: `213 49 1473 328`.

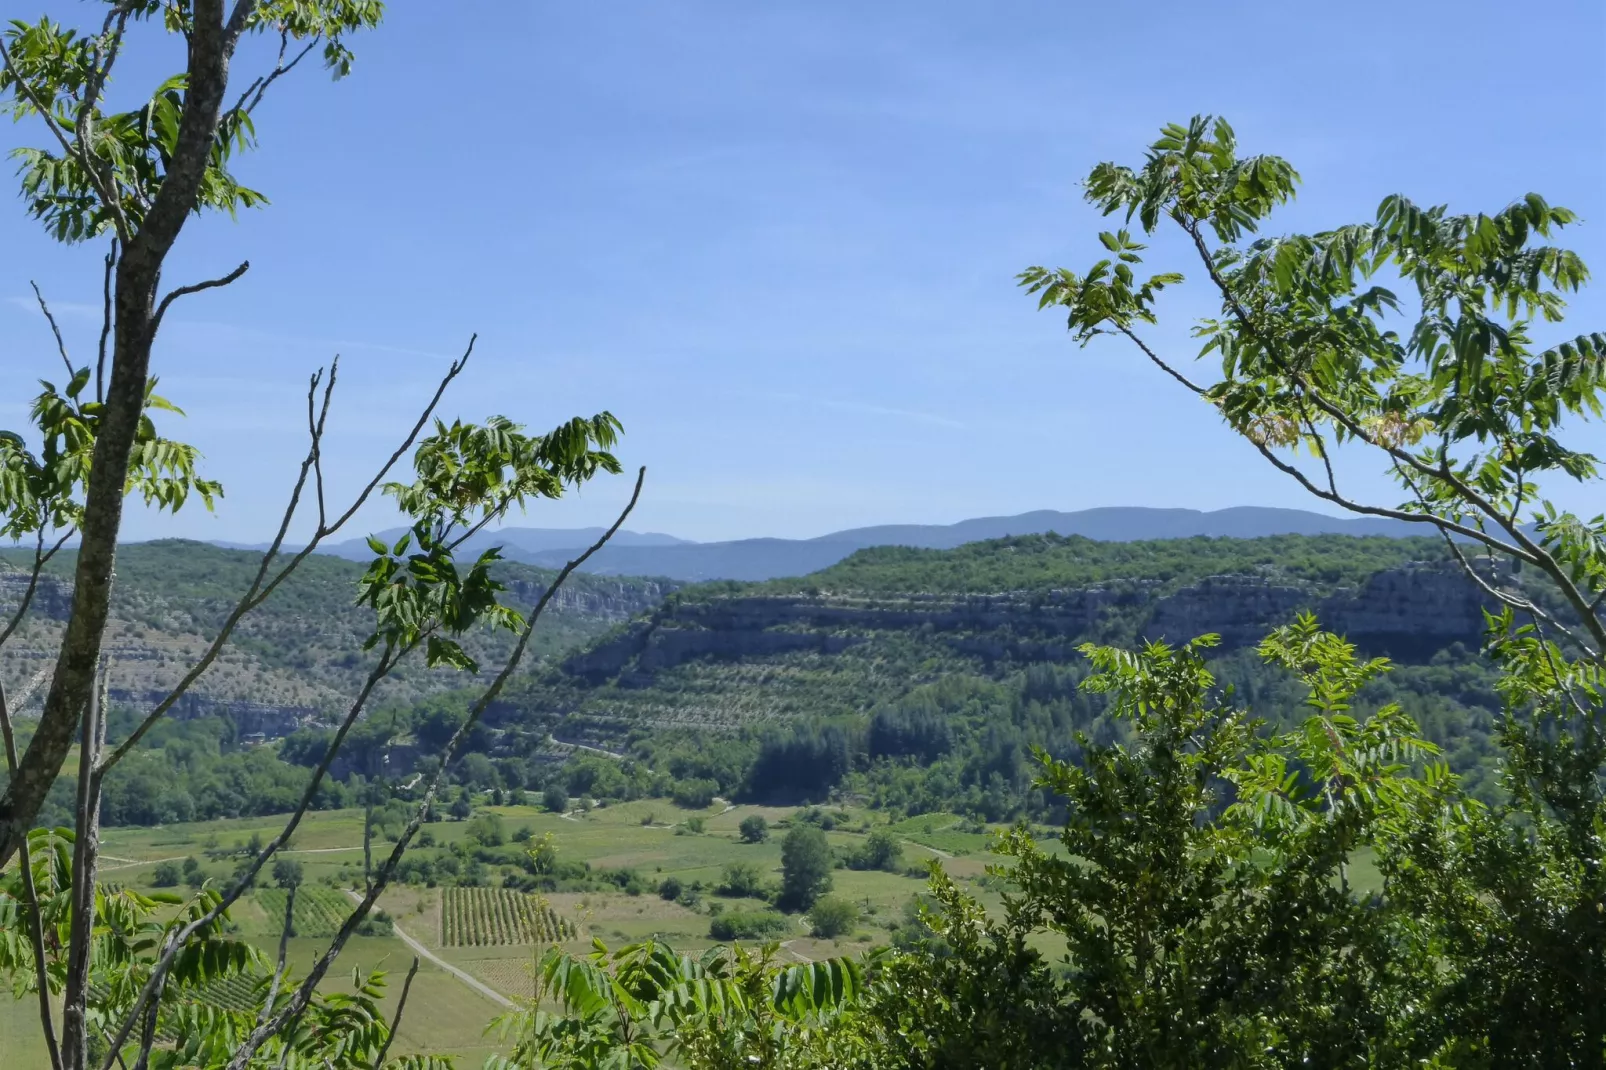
807 896 859 939
466 813 506 847
543 785 568 814
152 861 182 887
738 815 769 843
708 910 790 942
848 829 904 872
512 825 533 842
355 909 393 937
717 862 766 899
680 816 706 835
659 876 684 901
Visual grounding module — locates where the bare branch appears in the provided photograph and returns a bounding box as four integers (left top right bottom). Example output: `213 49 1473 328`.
97 239 116 404
128 969 164 1070
223 0 262 50
322 335 477 536
254 883 297 1030
30 282 78 383
223 468 647 1068
229 34 320 119
372 957 421 1069
0 678 62 1070
99 643 406 1070
307 366 334 530
1110 325 1544 563
149 261 251 337
0 528 73 652
101 336 471 771
1115 325 1210 395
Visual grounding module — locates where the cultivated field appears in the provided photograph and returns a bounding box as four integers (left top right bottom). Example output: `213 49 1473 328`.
7 796 1007 1064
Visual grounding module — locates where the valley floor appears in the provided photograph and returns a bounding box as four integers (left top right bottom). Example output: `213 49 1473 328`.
4 799 1008 1064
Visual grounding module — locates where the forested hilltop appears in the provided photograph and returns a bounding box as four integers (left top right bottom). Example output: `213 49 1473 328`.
486 532 1520 814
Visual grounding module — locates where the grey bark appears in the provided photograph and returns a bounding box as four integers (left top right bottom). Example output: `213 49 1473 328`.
60 669 107 1070
0 0 257 871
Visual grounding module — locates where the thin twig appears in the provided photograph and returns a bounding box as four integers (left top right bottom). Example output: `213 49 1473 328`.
97 239 116 404
0 678 63 1070
0 527 74 651
372 957 421 1068
323 335 477 535
223 468 647 1068
30 282 77 383
106 644 405 1070
149 261 251 336
228 34 320 118
255 884 298 1029
101 336 470 771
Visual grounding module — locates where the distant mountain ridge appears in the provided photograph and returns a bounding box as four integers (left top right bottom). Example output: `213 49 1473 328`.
208 506 1430 583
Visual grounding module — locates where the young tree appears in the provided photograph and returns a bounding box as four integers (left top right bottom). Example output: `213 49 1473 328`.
0 6 647 1068
1017 114 1606 1063
738 813 769 843
543 784 569 814
718 861 766 899
271 858 303 890
779 825 832 912
849 829 902 872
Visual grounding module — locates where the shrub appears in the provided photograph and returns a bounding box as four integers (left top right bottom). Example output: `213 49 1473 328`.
543 785 568 814
807 896 859 939
152 861 182 887
717 862 766 899
849 829 904 872
659 876 684 901
738 815 769 843
681 816 706 835
708 910 790 942
466 813 506 847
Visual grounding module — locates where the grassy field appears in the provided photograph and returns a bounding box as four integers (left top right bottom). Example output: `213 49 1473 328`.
4 796 1391 1063
10 797 1000 1064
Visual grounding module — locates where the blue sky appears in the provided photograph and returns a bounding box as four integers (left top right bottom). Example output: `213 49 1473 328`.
3 0 1603 544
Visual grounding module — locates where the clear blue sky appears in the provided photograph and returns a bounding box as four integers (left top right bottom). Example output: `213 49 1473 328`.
4 1 1603 544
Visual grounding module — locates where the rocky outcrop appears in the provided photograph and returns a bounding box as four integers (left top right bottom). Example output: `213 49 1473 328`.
501 576 673 620
0 570 73 620
103 689 318 737
560 561 1501 682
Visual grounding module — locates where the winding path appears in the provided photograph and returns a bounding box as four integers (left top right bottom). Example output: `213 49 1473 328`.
341 889 513 1008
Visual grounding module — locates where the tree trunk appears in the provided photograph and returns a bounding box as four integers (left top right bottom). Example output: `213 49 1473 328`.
0 1 243 871
60 673 106 1070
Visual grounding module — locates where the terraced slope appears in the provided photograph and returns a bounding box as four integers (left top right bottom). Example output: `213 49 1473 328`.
496 533 1500 749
